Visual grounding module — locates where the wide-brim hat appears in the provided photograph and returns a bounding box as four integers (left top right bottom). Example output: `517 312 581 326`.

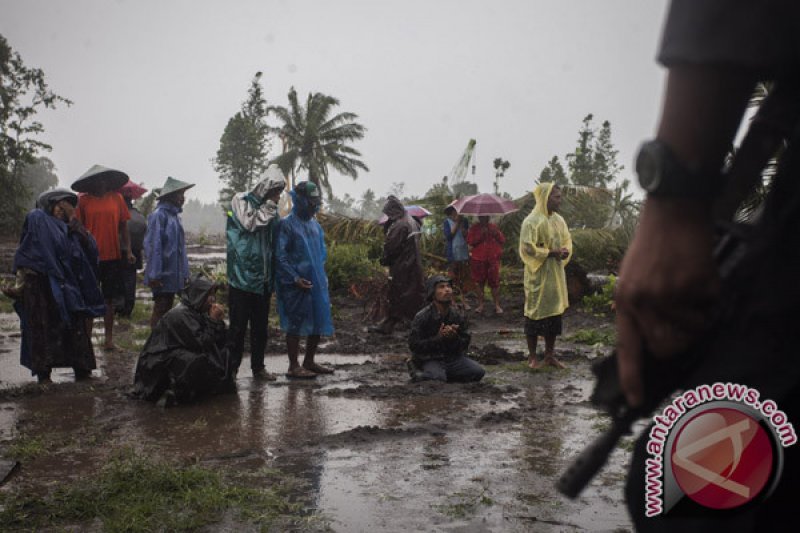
156 176 195 199
71 164 129 193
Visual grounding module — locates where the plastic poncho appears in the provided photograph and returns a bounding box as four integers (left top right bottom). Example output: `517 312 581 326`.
226 173 284 294
143 200 189 294
444 217 470 262
133 275 234 403
380 196 426 321
518 183 572 320
274 189 334 336
12 209 105 323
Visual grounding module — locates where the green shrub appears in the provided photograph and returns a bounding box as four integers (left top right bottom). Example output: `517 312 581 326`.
326 242 382 292
582 274 616 313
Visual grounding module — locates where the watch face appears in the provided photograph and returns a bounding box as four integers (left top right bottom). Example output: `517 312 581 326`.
636 143 661 191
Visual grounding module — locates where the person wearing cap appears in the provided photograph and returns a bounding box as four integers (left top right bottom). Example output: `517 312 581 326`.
73 165 134 351
274 181 334 379
3 189 105 383
370 195 425 334
407 274 485 383
226 166 285 381
118 182 148 318
143 177 194 328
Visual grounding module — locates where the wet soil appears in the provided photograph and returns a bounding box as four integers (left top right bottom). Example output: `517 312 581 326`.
0 255 630 531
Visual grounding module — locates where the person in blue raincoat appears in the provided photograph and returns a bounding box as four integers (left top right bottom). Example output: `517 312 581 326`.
274 181 334 379
2 189 105 383
226 166 285 380
143 177 194 328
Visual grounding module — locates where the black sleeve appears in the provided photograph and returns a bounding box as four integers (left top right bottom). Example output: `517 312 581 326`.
658 0 800 75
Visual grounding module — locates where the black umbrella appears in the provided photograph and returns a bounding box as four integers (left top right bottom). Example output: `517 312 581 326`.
71 164 129 193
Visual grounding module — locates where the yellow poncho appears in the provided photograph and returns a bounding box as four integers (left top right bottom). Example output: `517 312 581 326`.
518 183 572 320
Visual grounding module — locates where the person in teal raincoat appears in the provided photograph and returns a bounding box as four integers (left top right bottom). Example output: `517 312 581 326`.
226 166 285 380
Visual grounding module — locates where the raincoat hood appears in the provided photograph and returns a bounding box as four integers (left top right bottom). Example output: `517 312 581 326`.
382 196 406 221
533 182 556 217
178 274 217 312
290 182 320 220
250 165 285 201
426 274 452 301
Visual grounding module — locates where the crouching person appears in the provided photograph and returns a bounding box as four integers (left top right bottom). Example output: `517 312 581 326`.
133 274 235 406
407 275 485 383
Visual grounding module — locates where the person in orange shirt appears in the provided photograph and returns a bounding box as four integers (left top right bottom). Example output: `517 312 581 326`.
73 166 134 351
466 216 506 315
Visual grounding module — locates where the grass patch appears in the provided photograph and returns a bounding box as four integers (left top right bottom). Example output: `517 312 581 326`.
4 434 46 462
433 489 494 519
0 449 310 532
126 300 154 325
0 296 15 314
566 328 615 346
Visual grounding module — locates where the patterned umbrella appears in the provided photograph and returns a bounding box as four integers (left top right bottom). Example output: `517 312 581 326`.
451 193 518 216
377 205 432 225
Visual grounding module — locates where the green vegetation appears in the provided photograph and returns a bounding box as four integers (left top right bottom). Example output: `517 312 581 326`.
582 274 616 313
272 87 368 199
0 295 15 314
0 34 72 233
214 72 272 208
325 242 382 293
567 327 615 346
432 485 494 519
0 449 310 532
4 434 45 462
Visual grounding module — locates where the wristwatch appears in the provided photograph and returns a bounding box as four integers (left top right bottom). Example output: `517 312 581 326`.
635 139 719 198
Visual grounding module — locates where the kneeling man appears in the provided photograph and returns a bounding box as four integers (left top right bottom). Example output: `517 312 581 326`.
407 275 485 382
133 274 235 406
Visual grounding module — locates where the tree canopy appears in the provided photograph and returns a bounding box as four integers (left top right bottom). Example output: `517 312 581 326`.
271 87 368 199
213 72 272 209
0 34 71 232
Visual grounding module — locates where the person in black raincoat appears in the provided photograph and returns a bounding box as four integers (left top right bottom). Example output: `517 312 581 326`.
370 195 425 334
407 274 485 383
133 274 234 406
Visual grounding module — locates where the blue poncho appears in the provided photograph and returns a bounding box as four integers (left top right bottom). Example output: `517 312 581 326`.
274 190 334 336
13 209 105 323
144 201 189 294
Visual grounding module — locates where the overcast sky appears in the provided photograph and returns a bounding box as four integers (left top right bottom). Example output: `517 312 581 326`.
2 0 670 204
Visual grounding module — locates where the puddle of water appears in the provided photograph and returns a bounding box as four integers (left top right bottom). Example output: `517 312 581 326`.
0 341 632 531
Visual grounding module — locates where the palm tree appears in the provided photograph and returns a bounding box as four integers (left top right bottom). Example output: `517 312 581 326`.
272 87 368 198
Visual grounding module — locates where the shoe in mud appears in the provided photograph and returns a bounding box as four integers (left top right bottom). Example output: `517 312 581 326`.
252 368 277 381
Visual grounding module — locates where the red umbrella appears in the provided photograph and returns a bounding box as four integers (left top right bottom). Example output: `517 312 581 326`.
377 205 432 225
118 180 149 200
451 193 518 216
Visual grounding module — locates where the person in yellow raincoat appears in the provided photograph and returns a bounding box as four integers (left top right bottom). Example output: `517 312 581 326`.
518 183 572 369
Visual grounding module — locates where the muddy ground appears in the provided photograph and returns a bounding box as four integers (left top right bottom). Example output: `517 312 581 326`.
0 243 633 532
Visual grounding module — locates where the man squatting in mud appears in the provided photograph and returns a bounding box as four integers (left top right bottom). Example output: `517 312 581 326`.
407 274 485 383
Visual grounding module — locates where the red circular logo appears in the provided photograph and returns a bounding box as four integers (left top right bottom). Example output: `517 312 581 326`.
670 407 774 510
